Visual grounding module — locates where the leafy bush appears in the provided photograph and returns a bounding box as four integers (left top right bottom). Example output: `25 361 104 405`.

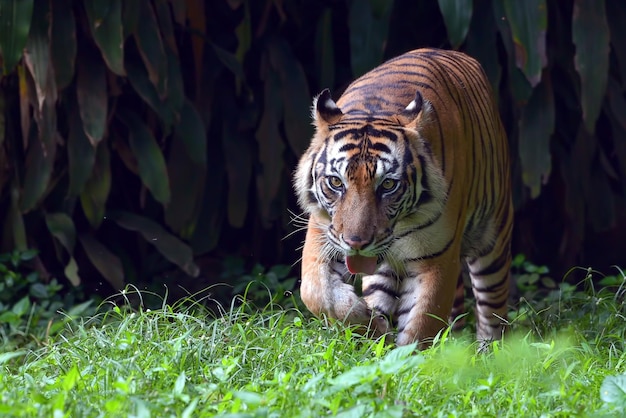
0 0 624 299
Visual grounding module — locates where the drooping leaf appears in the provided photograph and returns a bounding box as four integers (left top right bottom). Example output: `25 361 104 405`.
348 0 394 78
315 8 335 91
465 0 500 94
133 0 167 97
80 141 111 229
175 99 206 165
122 1 140 39
0 0 33 74
20 125 56 213
256 53 284 226
606 1 626 90
22 0 51 111
79 233 124 290
154 0 177 53
437 0 473 49
502 0 547 87
50 0 76 90
518 78 554 198
110 211 199 277
68 97 96 197
222 97 252 228
119 111 170 205
76 47 107 146
84 0 125 75
268 39 313 157
164 130 206 238
126 56 175 129
45 213 81 286
572 0 609 134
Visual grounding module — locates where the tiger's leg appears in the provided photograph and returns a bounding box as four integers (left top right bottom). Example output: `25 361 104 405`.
467 229 512 342
395 256 462 347
300 215 391 336
361 265 400 327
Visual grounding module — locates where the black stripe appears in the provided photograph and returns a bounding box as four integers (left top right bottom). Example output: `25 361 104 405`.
473 250 510 277
406 236 454 262
472 274 509 293
362 283 399 299
476 298 507 309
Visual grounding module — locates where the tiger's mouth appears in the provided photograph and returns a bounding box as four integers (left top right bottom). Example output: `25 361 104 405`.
345 254 379 275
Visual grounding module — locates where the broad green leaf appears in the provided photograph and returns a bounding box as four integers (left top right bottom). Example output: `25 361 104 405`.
84 0 125 75
50 0 76 90
0 351 27 365
268 39 313 156
606 2 626 91
122 0 140 39
465 0 500 94
133 0 167 97
80 142 111 229
222 98 252 228
601 374 626 405
256 54 284 225
572 0 609 134
175 99 206 165
77 47 107 146
20 125 56 212
315 8 335 90
110 211 199 277
0 0 33 74
79 233 124 290
165 129 206 238
126 56 175 129
348 0 394 78
173 371 186 395
502 0 547 87
68 98 96 196
518 79 554 198
155 0 177 53
12 296 30 317
119 111 171 205
45 212 80 286
437 0 473 49
23 0 51 111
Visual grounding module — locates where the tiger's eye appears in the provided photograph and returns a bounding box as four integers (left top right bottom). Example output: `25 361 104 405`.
328 176 343 190
381 178 397 191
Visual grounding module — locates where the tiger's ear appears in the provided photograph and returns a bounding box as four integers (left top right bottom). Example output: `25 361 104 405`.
395 90 427 127
314 89 343 125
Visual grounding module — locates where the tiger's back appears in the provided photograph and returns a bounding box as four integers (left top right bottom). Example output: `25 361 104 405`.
294 48 512 347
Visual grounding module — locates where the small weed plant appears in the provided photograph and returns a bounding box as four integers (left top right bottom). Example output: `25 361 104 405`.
1 261 626 416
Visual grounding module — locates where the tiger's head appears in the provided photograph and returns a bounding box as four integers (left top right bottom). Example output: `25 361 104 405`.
294 89 446 275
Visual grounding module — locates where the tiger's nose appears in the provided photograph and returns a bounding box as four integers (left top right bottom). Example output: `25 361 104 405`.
343 235 372 250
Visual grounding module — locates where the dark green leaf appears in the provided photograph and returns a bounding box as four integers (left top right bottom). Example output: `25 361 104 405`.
437 0 473 49
168 0 186 26
315 8 335 90
212 43 244 80
110 211 199 277
45 212 81 286
80 142 111 229
23 0 51 111
20 125 56 212
502 0 547 87
518 78 554 198
79 233 124 290
133 0 167 97
256 54 284 226
606 1 626 90
6 184 26 251
119 111 171 205
50 0 76 90
348 0 393 78
572 0 609 134
77 47 107 146
122 1 141 39
84 0 125 75
165 45 184 117
465 0 500 94
126 56 175 129
0 0 33 74
175 99 206 165
68 98 96 197
268 39 313 157
155 0 177 52
222 99 251 228
164 140 205 238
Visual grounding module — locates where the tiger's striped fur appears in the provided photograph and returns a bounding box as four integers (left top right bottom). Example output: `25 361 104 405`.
294 48 513 347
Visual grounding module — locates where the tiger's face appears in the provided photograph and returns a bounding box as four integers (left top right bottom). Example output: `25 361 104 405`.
296 89 438 275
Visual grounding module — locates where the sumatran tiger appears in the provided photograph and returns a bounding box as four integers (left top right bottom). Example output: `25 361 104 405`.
293 48 513 347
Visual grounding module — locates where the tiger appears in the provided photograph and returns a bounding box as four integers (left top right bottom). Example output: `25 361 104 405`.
293 48 513 347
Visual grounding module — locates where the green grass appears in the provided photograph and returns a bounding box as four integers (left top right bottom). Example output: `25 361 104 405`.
2 270 626 417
